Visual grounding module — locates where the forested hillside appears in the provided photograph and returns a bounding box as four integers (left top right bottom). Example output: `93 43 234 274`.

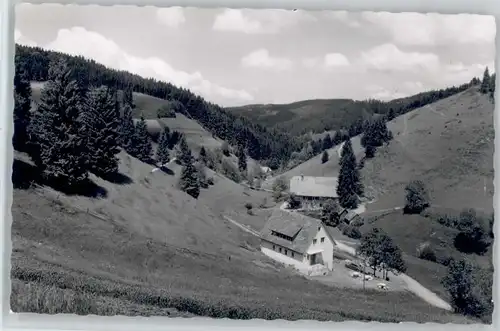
227 81 478 137
15 44 300 168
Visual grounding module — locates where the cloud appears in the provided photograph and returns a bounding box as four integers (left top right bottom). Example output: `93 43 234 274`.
302 53 350 69
360 43 440 72
365 85 407 100
361 12 495 46
156 7 186 28
14 29 37 46
241 49 293 71
43 27 253 105
324 53 350 67
325 11 361 27
213 8 315 34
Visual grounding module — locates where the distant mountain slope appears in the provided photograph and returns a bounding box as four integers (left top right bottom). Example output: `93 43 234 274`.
227 84 472 137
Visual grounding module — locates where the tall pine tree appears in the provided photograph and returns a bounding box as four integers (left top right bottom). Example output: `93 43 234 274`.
13 58 32 152
156 128 170 165
132 116 153 163
84 86 121 177
122 86 135 108
199 146 207 164
177 136 193 166
480 67 491 94
179 161 200 199
337 139 363 209
120 104 135 152
236 145 247 174
28 59 89 188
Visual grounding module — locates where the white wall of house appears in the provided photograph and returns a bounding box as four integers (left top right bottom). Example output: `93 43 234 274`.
305 225 335 270
260 241 309 272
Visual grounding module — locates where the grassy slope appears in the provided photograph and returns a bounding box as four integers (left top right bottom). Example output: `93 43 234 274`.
10 152 472 323
267 87 494 213
264 87 494 303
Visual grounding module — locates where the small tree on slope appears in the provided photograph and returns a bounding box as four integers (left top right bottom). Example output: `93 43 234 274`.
179 161 200 198
84 86 121 177
13 59 32 152
132 116 153 163
480 67 491 94
321 150 329 164
28 59 89 188
404 180 430 214
120 104 135 152
156 128 170 165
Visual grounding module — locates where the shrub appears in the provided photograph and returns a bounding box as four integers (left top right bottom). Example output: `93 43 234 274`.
342 226 362 239
416 242 437 262
403 180 430 214
287 193 302 209
245 203 253 210
157 104 176 118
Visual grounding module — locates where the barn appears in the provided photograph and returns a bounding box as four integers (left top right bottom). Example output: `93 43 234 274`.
289 175 338 209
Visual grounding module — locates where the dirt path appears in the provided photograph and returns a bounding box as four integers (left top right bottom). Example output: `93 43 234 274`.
223 215 261 237
399 274 452 311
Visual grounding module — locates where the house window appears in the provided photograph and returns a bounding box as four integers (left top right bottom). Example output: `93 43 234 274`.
273 245 276 250
291 252 295 258
313 239 317 244
321 237 325 243
279 247 282 253
285 249 288 255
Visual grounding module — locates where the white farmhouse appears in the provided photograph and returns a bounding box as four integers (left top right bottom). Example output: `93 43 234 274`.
259 209 338 275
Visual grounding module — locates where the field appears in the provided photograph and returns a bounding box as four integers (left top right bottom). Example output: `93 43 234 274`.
10 151 474 323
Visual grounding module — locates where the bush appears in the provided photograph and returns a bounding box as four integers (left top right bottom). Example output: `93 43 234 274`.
342 226 362 239
442 259 493 321
416 242 437 262
157 104 176 118
207 177 214 186
404 180 430 214
245 203 253 210
287 193 302 209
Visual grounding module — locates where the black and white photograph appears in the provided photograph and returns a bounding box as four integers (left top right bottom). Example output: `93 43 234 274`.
10 3 495 324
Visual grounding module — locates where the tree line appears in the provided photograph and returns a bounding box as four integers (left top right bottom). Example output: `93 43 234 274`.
13 57 208 197
14 44 301 169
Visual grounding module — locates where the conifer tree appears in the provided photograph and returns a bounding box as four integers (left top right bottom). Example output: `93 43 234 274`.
13 59 32 152
84 86 121 177
120 104 135 152
321 150 329 164
122 86 134 108
177 136 193 166
28 59 89 188
132 116 153 163
156 128 170 165
480 67 491 94
179 161 200 199
322 134 333 150
236 145 248 174
337 139 363 209
199 146 207 164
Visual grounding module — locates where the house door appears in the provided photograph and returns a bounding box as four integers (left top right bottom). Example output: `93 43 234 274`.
310 254 317 265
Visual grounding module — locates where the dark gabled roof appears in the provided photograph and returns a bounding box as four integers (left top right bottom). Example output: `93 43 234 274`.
260 209 324 254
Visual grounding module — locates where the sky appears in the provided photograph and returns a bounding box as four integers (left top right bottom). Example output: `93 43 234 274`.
14 4 496 107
